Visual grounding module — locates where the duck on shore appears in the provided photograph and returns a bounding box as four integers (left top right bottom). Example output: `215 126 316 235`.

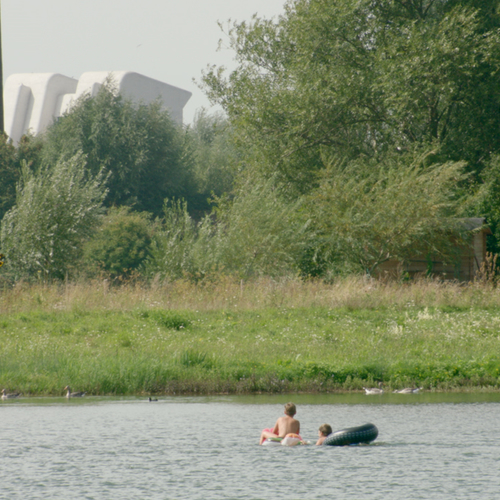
363 382 384 395
1 389 21 400
64 386 86 398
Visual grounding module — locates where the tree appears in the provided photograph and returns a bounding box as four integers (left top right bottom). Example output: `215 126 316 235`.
185 109 240 198
41 81 193 217
202 0 500 192
211 176 308 278
1 153 107 279
305 150 474 275
82 207 155 279
143 199 211 281
143 180 308 281
0 132 43 221
475 154 500 254
0 133 18 220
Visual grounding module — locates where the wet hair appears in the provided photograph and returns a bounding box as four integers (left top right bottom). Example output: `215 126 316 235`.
284 402 296 416
319 424 332 436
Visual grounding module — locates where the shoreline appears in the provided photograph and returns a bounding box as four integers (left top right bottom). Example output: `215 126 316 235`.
3 386 500 399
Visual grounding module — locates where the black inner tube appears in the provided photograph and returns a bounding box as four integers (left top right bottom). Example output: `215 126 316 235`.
323 423 378 446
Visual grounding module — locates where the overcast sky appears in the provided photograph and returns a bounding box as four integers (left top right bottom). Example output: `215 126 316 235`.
2 0 287 124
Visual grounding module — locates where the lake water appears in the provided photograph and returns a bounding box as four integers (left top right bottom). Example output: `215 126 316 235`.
1 393 500 500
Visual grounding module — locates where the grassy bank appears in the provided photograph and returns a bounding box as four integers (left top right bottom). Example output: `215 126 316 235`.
1 277 500 395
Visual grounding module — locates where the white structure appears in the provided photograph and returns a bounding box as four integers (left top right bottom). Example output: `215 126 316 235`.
3 71 192 145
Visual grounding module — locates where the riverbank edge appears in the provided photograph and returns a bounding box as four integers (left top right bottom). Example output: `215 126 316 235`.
5 382 500 398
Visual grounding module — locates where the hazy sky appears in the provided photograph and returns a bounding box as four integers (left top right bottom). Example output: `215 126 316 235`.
2 0 287 124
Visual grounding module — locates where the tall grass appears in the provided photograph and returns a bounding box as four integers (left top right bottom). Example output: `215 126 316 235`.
2 275 500 314
1 277 499 395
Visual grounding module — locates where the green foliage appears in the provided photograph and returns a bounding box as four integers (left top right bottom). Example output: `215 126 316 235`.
82 207 155 278
184 109 240 202
212 176 309 278
475 154 500 254
41 80 192 217
144 179 308 281
0 132 44 223
0 153 107 279
143 198 214 280
0 133 18 221
144 155 476 280
137 309 191 330
306 151 474 274
202 0 500 190
15 133 45 171
178 350 211 368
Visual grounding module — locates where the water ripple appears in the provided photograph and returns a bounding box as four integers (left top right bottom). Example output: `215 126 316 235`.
1 397 499 499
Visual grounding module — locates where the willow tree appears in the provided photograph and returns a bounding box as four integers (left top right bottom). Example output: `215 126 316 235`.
1 154 107 279
305 151 475 275
203 0 500 193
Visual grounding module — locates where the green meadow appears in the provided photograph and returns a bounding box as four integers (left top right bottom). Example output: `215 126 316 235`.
1 277 500 395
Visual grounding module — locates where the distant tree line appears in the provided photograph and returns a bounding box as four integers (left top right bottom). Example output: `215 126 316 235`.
0 81 240 281
1 0 500 282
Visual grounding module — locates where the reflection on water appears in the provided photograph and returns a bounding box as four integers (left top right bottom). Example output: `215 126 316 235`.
1 393 499 499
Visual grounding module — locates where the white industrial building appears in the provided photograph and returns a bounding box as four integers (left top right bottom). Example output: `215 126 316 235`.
3 71 192 145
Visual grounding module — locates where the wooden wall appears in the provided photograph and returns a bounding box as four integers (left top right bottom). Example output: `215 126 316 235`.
375 229 489 281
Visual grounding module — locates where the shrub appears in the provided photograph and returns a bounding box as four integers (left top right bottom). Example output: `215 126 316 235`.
83 207 155 279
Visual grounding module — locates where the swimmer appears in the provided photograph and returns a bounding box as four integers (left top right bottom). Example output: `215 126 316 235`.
259 402 300 445
316 423 333 445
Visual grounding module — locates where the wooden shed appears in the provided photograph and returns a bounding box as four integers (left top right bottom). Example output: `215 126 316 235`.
376 218 491 281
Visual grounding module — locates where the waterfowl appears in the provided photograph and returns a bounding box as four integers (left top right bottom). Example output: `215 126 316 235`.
1 389 21 400
363 383 384 395
64 386 86 398
149 397 158 402
393 387 422 394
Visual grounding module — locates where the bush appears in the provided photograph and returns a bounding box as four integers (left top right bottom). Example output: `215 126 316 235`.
82 207 156 279
143 178 308 281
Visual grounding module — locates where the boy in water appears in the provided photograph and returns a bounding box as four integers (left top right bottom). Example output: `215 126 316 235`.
316 423 333 445
259 402 301 445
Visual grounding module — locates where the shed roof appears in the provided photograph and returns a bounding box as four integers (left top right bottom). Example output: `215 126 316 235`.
460 218 491 234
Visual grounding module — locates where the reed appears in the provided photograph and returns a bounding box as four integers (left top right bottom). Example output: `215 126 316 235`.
1 277 499 395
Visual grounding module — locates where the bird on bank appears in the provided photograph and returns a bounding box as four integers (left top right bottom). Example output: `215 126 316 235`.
393 387 422 394
1 389 21 400
64 386 86 398
149 397 158 402
363 382 384 395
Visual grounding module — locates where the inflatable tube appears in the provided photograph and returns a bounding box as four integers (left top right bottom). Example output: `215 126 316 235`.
262 437 282 446
323 423 378 446
262 432 304 446
281 434 303 446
